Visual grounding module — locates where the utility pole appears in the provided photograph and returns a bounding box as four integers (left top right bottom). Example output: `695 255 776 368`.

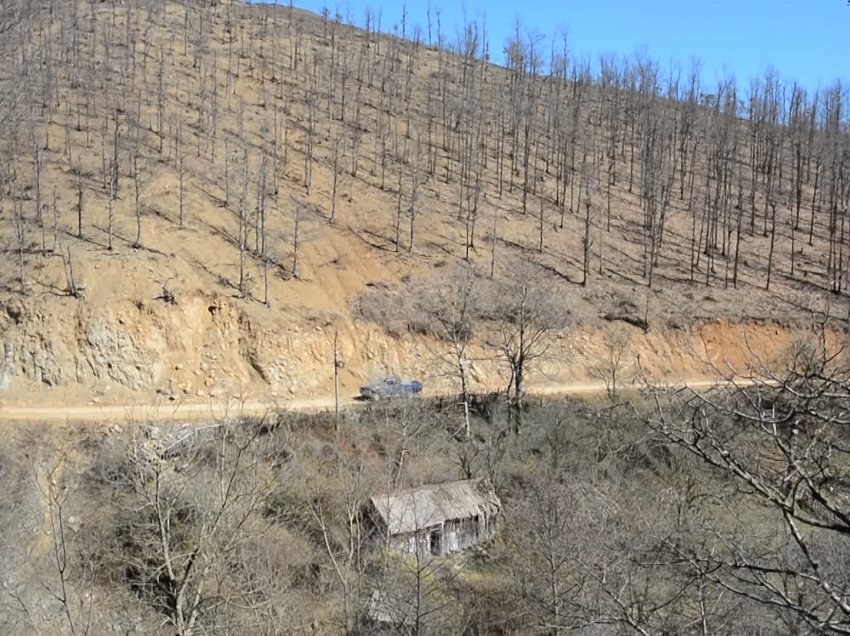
333 330 344 426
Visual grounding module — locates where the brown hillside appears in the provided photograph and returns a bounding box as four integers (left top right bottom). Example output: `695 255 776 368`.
0 0 847 406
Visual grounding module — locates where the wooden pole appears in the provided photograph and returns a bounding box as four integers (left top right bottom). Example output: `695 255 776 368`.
333 330 342 426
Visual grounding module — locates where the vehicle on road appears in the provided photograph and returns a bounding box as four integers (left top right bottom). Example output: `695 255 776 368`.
359 376 423 401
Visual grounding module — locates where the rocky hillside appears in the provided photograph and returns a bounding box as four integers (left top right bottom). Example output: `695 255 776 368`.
0 0 847 406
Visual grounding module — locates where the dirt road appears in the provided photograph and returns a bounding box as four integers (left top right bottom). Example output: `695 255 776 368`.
0 377 755 423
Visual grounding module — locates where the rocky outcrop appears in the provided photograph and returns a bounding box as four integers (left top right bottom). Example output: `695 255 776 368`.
0 292 828 405
81 313 166 390
0 293 343 399
2 298 182 394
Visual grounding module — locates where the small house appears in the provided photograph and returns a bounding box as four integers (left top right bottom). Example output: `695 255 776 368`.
366 478 501 557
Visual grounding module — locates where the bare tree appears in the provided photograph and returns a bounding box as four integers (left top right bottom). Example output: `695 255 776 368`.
290 431 376 633
330 140 341 224
490 262 567 423
32 456 93 636
12 197 27 295
95 420 280 635
74 161 84 240
132 148 143 248
643 330 850 633
504 469 583 634
61 246 81 298
239 146 249 297
369 539 461 635
108 115 120 252
178 154 185 229
424 266 479 438
582 186 593 286
590 327 633 399
290 196 303 279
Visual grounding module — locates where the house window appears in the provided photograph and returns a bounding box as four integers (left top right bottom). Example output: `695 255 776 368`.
429 528 442 555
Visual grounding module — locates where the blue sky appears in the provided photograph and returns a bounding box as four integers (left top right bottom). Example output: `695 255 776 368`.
285 0 848 93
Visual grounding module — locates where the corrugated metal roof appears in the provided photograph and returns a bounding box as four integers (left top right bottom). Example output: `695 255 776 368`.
370 478 501 535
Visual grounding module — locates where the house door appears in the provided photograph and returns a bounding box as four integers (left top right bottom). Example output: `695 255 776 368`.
429 528 443 555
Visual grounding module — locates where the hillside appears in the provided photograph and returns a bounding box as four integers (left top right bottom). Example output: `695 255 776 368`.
0 0 848 407
2 3 850 635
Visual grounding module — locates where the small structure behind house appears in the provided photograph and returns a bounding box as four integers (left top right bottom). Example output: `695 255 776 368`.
366 478 501 557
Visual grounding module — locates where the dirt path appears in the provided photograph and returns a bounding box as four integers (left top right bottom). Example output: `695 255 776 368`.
0 377 756 423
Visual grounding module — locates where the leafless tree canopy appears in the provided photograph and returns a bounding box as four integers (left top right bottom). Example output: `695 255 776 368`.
2 352 850 633
643 335 850 633
0 0 847 314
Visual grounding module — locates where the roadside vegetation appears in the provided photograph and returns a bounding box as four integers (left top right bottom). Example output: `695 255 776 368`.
1 330 849 634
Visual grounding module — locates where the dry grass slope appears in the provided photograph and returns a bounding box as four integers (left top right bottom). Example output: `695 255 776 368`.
0 0 847 405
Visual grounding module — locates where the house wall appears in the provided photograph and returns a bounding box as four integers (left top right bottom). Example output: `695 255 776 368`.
385 511 496 557
388 532 422 555
444 513 494 553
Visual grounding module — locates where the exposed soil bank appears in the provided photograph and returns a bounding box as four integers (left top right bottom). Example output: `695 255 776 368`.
0 291 839 411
